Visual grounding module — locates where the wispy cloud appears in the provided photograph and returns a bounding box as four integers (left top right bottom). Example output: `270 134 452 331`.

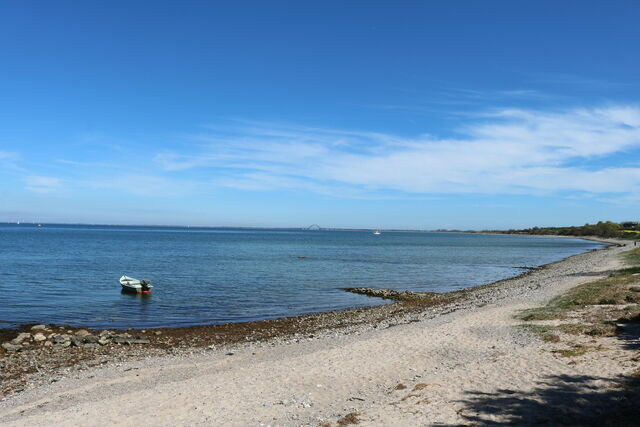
0 151 19 160
153 105 640 198
0 151 25 173
83 173 200 197
528 72 639 89
365 87 560 114
25 176 62 193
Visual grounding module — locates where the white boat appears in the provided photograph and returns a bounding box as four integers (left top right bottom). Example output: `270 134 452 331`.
119 275 153 293
373 229 381 235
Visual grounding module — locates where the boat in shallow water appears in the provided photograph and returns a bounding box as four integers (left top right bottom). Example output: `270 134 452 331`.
119 275 153 293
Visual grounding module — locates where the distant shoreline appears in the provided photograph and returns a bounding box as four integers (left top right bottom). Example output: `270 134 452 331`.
1 221 624 237
0 221 481 232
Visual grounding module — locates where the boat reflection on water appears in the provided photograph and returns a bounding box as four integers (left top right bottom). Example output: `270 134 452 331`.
120 289 153 299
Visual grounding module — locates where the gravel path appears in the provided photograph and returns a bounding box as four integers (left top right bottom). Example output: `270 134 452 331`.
0 240 635 426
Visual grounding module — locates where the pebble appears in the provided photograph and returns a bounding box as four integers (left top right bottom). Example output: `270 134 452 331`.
33 333 47 342
31 324 47 331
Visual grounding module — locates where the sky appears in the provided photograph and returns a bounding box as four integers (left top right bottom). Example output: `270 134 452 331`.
1 0 639 229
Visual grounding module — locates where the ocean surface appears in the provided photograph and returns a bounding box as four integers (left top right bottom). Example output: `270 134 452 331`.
0 224 604 329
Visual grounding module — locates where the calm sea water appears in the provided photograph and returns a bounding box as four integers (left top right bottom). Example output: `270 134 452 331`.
0 224 603 329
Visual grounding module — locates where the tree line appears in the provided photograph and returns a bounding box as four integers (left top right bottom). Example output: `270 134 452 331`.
503 221 640 239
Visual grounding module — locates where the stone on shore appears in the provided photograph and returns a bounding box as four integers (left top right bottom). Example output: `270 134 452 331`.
31 324 47 331
83 335 99 344
33 333 47 342
71 337 84 347
13 332 32 343
52 334 69 344
343 287 446 302
2 343 21 352
75 329 90 337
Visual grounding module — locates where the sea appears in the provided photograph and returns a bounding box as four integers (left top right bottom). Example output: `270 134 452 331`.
0 224 604 329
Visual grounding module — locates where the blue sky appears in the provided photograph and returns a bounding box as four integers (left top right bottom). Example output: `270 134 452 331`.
1 1 639 229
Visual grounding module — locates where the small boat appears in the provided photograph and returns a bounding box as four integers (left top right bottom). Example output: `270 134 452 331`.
373 229 381 235
119 275 153 293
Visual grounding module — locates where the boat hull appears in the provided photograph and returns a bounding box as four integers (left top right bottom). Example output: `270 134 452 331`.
119 276 153 293
120 284 152 294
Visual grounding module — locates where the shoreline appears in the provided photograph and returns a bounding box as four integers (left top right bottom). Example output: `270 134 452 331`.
0 238 635 424
0 237 626 397
0 234 614 334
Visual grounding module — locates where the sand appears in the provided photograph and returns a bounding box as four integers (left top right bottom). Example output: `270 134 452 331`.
0 240 637 426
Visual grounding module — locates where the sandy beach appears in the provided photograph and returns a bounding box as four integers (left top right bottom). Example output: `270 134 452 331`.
1 240 638 425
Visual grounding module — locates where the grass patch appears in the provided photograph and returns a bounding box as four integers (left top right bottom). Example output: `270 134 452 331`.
624 248 640 266
611 266 640 276
517 247 640 344
517 274 639 321
551 344 602 358
517 324 561 342
337 412 361 426
617 305 640 323
554 323 617 337
518 307 566 321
